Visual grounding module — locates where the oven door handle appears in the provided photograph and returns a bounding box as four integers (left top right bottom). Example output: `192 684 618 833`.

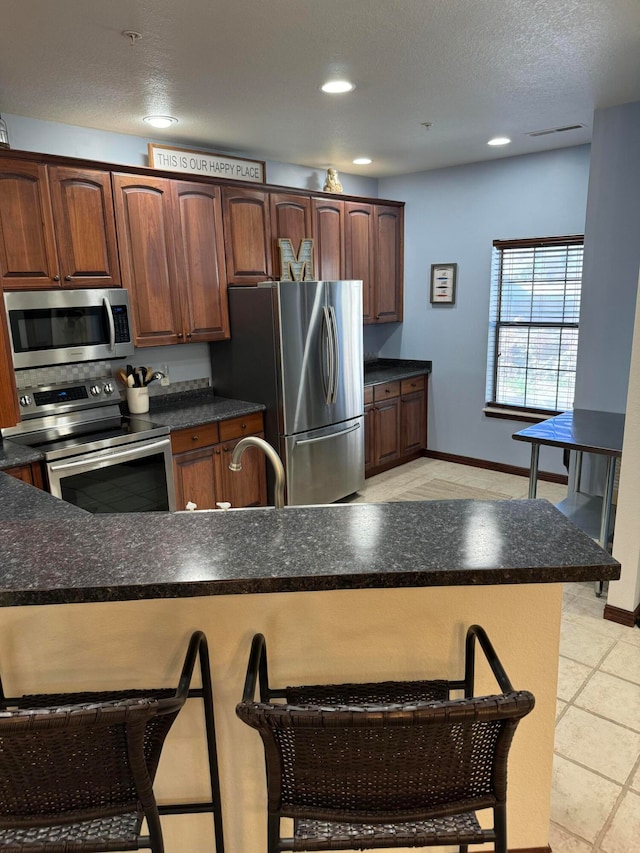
48 438 171 473
103 296 116 352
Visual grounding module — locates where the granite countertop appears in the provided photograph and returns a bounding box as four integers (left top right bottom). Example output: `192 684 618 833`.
364 359 432 386
0 438 44 471
0 472 90 520
0 499 620 607
134 389 266 431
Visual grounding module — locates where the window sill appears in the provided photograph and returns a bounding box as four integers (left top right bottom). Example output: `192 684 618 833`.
483 406 556 424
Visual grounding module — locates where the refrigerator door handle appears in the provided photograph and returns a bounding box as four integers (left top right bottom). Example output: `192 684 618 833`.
328 305 339 404
322 305 334 405
294 421 360 446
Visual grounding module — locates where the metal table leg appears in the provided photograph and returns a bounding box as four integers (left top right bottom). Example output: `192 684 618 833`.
528 444 540 499
595 456 617 598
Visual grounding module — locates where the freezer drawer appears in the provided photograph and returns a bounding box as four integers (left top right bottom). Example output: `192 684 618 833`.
284 416 364 506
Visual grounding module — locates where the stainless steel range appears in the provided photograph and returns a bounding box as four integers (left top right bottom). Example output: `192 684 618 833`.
2 377 176 513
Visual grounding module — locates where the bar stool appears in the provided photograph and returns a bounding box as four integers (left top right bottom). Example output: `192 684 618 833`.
236 625 534 853
0 630 224 853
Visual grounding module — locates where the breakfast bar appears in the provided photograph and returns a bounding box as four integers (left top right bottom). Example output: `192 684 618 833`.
0 473 620 852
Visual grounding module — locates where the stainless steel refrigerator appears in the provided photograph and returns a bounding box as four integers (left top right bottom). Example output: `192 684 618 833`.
212 281 364 505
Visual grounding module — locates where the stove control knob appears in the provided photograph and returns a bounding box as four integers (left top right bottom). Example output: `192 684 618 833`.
89 384 102 397
103 383 114 395
19 395 32 407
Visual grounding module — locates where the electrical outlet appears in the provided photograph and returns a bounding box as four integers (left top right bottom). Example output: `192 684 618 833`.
160 364 170 387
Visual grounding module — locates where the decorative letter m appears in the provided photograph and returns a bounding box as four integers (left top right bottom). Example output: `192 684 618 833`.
278 238 315 281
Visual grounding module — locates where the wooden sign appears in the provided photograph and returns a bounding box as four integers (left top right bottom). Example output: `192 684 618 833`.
148 144 265 183
278 239 315 281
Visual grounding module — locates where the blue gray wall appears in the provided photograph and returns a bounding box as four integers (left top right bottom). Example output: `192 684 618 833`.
574 102 640 413
376 146 591 474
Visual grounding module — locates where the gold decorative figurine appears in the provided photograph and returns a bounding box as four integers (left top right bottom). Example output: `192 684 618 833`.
323 168 343 194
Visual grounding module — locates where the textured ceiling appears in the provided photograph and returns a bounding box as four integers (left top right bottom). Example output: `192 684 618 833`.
1 0 640 176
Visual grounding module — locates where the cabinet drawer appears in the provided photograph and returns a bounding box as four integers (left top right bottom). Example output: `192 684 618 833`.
373 381 400 402
401 375 425 395
171 422 220 454
219 412 264 442
364 385 374 405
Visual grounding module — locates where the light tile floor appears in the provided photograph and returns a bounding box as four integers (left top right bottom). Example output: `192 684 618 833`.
350 457 640 852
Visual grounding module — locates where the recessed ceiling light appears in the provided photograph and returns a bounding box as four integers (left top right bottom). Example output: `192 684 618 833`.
487 136 511 146
143 116 178 129
321 80 355 94
353 158 372 165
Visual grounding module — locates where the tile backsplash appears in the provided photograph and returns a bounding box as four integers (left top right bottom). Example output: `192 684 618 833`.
15 361 113 390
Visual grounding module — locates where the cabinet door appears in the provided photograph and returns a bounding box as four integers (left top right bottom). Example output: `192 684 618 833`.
345 201 375 322
4 463 44 488
216 435 267 508
173 181 230 342
374 397 400 466
374 204 403 322
113 174 182 346
270 193 313 278
364 402 376 474
222 187 272 284
0 302 19 428
0 158 59 289
173 445 219 511
400 390 427 456
48 166 121 288
312 198 344 281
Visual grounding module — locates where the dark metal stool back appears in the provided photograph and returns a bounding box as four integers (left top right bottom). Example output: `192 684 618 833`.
0 630 224 853
236 625 534 853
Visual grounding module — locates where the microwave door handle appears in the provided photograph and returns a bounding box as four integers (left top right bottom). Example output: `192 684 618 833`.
295 421 360 446
48 438 171 473
103 296 116 352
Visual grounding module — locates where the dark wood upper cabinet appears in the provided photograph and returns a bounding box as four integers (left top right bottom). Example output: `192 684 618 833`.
173 181 229 342
312 197 344 281
112 173 182 347
0 158 59 289
222 187 272 284
48 166 121 287
345 201 375 322
270 193 313 278
0 160 121 290
374 204 404 323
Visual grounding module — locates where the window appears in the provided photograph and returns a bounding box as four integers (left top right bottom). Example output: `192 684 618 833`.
486 235 584 414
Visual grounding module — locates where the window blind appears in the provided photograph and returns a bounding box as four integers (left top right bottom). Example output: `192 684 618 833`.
486 236 584 413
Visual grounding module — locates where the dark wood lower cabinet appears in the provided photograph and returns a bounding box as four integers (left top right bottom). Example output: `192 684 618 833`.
171 414 267 510
4 462 44 489
365 374 428 477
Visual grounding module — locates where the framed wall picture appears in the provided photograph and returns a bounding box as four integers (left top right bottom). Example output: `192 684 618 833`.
430 263 457 304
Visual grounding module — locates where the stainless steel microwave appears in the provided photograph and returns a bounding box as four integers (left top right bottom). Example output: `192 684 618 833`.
4 289 134 369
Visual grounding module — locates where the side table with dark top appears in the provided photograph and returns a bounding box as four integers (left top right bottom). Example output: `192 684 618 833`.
513 409 625 596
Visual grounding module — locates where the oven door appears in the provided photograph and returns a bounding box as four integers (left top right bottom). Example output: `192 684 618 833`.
46 437 176 513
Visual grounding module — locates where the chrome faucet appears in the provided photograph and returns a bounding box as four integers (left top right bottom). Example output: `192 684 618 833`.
229 436 286 509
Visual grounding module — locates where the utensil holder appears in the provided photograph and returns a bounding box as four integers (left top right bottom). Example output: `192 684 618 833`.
127 386 149 414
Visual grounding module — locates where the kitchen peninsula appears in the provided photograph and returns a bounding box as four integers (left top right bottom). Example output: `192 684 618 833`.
0 473 620 853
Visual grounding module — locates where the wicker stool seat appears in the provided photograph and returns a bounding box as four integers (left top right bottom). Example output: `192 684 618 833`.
0 631 225 853
293 813 485 850
236 625 534 853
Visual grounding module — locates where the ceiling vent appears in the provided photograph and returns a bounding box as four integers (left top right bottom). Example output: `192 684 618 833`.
526 124 586 137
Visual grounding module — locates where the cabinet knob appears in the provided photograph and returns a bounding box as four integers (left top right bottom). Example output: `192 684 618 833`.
64 275 72 281
192 435 198 441
52 275 60 282
223 446 231 453
177 333 184 339
241 423 247 429
215 449 221 455
186 332 192 338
